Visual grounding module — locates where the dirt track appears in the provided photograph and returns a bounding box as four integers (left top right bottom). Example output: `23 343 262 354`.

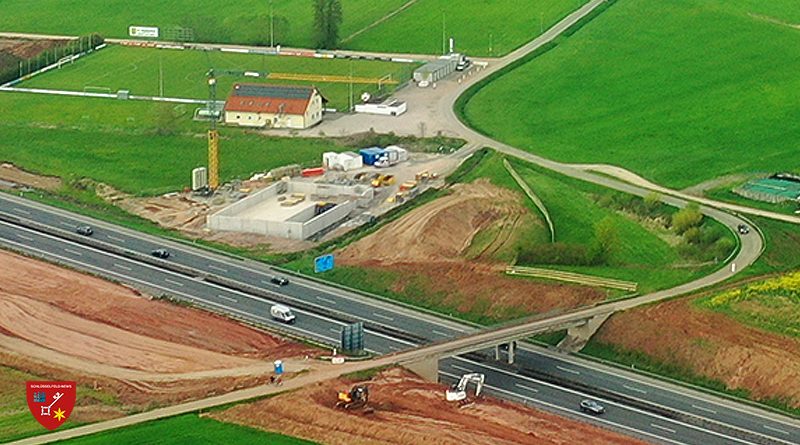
213 367 646 445
595 298 800 407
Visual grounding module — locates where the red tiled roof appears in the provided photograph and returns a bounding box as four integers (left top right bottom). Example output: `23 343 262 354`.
224 83 316 115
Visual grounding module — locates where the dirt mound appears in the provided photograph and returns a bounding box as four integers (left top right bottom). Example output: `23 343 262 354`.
213 367 645 445
0 163 62 191
594 298 800 406
341 180 528 264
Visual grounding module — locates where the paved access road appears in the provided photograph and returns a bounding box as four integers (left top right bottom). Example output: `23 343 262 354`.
1 195 798 445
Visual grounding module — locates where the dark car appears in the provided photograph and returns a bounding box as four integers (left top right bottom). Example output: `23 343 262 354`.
737 224 750 235
151 248 170 259
270 276 289 286
580 399 605 415
76 225 93 236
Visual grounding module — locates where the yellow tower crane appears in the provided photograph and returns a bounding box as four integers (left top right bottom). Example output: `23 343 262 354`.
204 68 269 190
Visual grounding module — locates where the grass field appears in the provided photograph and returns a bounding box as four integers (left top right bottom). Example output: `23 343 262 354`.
0 0 406 50
0 366 119 443
0 91 345 195
343 0 586 57
20 45 416 110
0 0 584 56
60 414 317 445
462 0 800 188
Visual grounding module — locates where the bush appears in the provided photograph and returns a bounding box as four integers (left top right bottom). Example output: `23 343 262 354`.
684 227 703 245
517 242 602 266
672 203 703 234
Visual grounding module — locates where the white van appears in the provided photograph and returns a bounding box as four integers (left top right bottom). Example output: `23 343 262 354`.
270 304 296 324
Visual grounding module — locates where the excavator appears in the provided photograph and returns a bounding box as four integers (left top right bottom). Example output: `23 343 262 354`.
445 373 485 403
336 384 369 410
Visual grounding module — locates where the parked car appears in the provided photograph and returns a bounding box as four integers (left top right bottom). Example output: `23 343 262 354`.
270 276 290 286
76 225 93 236
737 224 750 235
270 304 296 324
580 399 605 415
151 248 170 259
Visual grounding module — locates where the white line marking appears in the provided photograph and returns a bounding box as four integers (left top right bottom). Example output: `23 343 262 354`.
763 425 790 436
208 264 228 273
316 296 337 305
623 384 647 394
164 278 184 287
432 329 452 337
330 328 341 333
372 312 394 322
107 235 125 243
651 424 676 434
11 208 30 215
15 233 33 241
450 364 473 373
514 383 538 393
216 294 237 303
59 221 74 227
114 263 132 271
692 405 717 415
63 248 82 256
556 365 580 375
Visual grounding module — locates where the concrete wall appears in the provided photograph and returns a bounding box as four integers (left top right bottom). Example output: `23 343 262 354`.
207 180 360 240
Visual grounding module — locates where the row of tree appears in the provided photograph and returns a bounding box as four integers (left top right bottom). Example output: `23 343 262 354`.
0 33 104 86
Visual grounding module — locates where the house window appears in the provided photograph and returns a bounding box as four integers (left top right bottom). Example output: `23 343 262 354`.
236 115 241 119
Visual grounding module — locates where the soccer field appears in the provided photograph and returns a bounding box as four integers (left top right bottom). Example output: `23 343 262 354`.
462 0 800 188
20 45 416 110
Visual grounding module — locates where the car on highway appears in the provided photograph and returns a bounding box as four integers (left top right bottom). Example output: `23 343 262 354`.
579 399 605 415
737 224 750 235
270 304 296 324
270 276 290 286
151 248 170 259
75 225 93 236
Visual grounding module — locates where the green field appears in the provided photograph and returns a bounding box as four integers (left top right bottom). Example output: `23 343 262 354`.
344 0 586 56
0 0 406 50
0 91 345 195
0 366 120 443
60 414 317 445
20 45 415 111
0 0 584 56
462 0 800 188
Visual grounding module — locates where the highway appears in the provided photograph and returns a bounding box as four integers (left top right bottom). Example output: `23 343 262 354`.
1 194 798 445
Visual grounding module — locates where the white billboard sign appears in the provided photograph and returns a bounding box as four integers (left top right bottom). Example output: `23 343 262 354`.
128 26 159 38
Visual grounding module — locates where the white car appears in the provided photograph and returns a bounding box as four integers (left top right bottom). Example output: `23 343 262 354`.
270 304 296 324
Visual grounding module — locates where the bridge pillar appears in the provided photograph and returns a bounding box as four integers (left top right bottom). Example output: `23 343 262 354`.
404 356 439 383
494 344 501 361
507 341 516 365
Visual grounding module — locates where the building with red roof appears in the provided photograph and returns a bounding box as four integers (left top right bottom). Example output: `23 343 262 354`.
223 83 325 129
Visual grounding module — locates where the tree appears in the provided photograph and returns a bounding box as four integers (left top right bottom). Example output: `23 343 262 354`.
590 216 618 264
672 202 703 234
313 0 343 49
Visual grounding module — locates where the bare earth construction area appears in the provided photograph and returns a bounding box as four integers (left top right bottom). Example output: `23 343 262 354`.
213 367 646 445
339 179 605 320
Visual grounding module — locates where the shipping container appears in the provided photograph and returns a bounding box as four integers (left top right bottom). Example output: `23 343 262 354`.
301 167 325 177
359 147 386 165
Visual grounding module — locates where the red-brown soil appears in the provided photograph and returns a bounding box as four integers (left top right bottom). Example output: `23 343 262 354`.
0 163 62 191
213 367 646 445
0 250 315 406
595 298 800 407
339 180 605 319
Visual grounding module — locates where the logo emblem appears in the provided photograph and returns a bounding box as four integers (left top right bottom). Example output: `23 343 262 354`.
26 381 76 430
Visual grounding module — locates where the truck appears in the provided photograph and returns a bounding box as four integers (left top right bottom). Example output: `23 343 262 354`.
270 304 296 324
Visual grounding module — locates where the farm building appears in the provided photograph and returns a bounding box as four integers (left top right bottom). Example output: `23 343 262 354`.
223 83 326 129
734 174 800 204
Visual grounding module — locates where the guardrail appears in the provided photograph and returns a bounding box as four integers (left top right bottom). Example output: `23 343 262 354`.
506 266 638 291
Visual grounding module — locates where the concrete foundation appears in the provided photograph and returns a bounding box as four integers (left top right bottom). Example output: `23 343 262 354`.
207 179 371 240
557 312 613 353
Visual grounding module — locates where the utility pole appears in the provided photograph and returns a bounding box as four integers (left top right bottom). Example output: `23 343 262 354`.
540 12 544 34
159 52 164 97
270 0 274 48
348 59 353 112
489 32 493 56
